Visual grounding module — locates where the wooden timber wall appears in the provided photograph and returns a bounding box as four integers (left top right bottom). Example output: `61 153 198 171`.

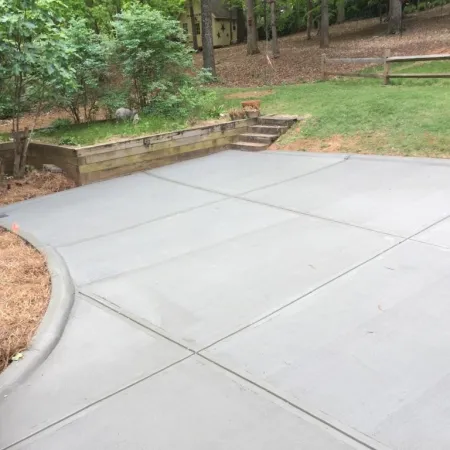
76 119 255 185
0 119 255 185
0 142 15 173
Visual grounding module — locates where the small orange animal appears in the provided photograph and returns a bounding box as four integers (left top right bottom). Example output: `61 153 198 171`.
241 100 261 110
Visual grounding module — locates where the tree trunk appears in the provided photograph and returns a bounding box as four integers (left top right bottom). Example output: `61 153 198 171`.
306 0 312 40
237 7 246 43
201 0 216 76
306 0 312 39
388 0 402 33
270 0 280 58
189 1 199 51
229 3 233 45
246 0 260 55
336 0 345 23
320 0 329 48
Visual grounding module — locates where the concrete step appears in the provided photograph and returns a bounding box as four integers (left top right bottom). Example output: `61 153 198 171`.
239 133 279 145
233 141 268 152
249 125 288 135
258 115 299 127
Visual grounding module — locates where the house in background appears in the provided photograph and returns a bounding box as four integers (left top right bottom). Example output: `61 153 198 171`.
180 0 245 49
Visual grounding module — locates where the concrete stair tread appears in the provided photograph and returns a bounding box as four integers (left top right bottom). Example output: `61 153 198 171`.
262 114 299 121
234 141 268 148
240 133 279 139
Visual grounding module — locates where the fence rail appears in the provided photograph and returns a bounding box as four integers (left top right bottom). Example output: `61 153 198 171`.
321 51 450 84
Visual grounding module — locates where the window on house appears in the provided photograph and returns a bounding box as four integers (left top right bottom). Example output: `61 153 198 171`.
195 23 201 35
182 23 188 33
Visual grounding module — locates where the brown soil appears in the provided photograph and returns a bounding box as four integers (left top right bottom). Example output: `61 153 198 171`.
0 171 75 207
197 5 450 87
0 228 50 373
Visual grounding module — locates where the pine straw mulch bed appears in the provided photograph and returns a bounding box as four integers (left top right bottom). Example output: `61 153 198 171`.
198 5 450 87
0 171 74 373
0 170 75 207
0 228 50 373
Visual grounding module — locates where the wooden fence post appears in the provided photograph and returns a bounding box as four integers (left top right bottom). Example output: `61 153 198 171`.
321 54 327 80
383 49 391 85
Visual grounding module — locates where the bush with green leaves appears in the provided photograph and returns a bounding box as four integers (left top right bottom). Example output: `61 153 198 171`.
0 0 75 177
143 74 222 121
52 18 111 123
99 88 130 120
112 4 193 109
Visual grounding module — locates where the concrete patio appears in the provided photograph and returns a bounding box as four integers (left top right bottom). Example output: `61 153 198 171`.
2 149 450 449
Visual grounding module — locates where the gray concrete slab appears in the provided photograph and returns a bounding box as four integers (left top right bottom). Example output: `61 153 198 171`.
0 172 223 247
60 198 296 286
205 240 450 450
83 215 399 349
12 357 362 450
414 217 450 248
0 296 188 449
244 156 450 236
148 150 345 195
5 151 450 450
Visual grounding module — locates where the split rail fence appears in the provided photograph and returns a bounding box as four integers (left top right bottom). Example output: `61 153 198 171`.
321 51 450 85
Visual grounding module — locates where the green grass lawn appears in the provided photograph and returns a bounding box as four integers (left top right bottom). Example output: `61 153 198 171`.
217 61 450 157
31 115 188 146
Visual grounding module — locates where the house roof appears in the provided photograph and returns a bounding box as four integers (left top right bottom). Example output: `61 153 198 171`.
211 0 237 20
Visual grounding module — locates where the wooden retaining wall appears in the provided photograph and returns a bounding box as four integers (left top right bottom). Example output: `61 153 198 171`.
0 119 254 185
0 142 15 173
75 118 254 185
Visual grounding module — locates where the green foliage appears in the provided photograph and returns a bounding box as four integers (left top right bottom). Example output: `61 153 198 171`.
58 135 79 145
99 88 130 119
52 18 111 123
0 0 76 116
0 0 76 176
113 4 193 108
50 118 72 129
142 70 222 120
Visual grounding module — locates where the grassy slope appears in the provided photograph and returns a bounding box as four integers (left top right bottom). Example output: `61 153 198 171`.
217 61 450 157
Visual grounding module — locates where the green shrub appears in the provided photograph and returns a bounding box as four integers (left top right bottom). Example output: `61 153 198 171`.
52 19 111 123
99 88 130 120
50 118 72 129
112 4 193 109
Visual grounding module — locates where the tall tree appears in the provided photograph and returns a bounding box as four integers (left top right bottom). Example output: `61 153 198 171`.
188 0 198 50
246 0 260 55
336 0 345 23
269 0 280 58
306 0 313 39
388 0 401 33
201 0 216 76
320 0 329 48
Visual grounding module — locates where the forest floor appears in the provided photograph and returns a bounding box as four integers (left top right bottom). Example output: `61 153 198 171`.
197 4 450 87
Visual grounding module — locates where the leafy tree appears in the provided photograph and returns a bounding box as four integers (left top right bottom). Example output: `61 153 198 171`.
53 19 111 123
0 0 75 178
113 3 193 108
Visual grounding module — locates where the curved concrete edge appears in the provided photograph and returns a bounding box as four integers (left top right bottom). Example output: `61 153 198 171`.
0 225 75 397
